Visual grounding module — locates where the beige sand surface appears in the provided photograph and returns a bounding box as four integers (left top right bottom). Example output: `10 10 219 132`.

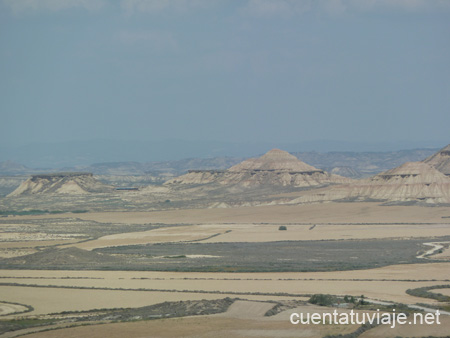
70 222 450 250
0 286 237 316
431 288 450 297
214 300 275 319
2 263 450 313
17 316 356 338
18 302 361 338
71 224 227 250
11 203 450 224
2 262 449 283
0 277 437 305
359 314 450 337
0 302 29 316
434 246 450 259
3 203 450 336
19 302 440 338
200 223 450 243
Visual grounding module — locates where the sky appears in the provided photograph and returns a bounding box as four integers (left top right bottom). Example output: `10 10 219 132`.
1 0 449 164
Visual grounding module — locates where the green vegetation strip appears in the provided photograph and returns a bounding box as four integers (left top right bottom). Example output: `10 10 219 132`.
0 298 235 336
406 285 450 302
0 282 310 298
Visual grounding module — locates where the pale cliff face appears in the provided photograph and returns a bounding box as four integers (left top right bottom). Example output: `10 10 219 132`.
8 173 112 196
423 144 450 175
291 161 450 205
165 149 350 187
228 149 322 173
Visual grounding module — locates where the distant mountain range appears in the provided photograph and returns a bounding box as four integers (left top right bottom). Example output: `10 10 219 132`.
6 145 450 207
0 148 439 179
0 139 444 168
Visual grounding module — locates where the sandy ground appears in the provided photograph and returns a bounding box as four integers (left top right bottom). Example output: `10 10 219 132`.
1 263 449 318
0 286 241 317
9 203 450 225
2 262 450 284
434 246 450 259
2 203 450 336
359 315 450 338
70 222 450 250
15 301 362 338
71 224 228 250
201 223 450 243
417 241 450 259
13 300 448 338
15 317 353 338
432 288 450 297
0 278 438 307
0 302 28 316
6 202 448 251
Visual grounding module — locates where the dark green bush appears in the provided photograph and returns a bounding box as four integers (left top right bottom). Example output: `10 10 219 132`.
308 294 337 306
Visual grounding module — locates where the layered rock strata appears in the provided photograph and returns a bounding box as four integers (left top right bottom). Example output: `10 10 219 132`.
8 172 113 196
166 149 350 187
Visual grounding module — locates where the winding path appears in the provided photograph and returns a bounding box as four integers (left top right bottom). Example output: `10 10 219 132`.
417 241 450 259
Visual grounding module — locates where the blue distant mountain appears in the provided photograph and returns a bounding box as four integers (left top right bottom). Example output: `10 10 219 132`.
0 139 444 168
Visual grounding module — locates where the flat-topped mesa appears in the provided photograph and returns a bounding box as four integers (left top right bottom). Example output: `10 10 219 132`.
423 144 450 176
166 149 350 187
375 162 448 183
291 160 450 205
8 172 113 196
187 170 227 174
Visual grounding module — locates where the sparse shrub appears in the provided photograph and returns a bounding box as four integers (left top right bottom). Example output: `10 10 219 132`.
278 226 287 231
406 285 450 302
308 294 337 306
358 294 368 305
343 295 355 303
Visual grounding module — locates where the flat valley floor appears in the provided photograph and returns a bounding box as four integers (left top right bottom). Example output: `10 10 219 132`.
1 202 450 337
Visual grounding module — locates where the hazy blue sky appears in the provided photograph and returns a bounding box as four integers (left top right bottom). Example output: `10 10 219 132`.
1 0 449 160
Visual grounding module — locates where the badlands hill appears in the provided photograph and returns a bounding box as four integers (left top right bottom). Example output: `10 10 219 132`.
292 160 450 205
8 172 113 196
166 149 350 187
423 144 450 176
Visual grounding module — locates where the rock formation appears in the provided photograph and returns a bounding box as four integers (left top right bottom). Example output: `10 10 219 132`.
166 149 351 187
423 144 450 176
291 161 450 205
8 172 113 196
328 166 362 179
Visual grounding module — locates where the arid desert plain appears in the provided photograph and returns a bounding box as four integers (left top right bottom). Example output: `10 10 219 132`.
0 147 450 338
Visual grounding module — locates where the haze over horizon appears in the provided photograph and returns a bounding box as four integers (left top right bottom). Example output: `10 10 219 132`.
1 0 449 165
